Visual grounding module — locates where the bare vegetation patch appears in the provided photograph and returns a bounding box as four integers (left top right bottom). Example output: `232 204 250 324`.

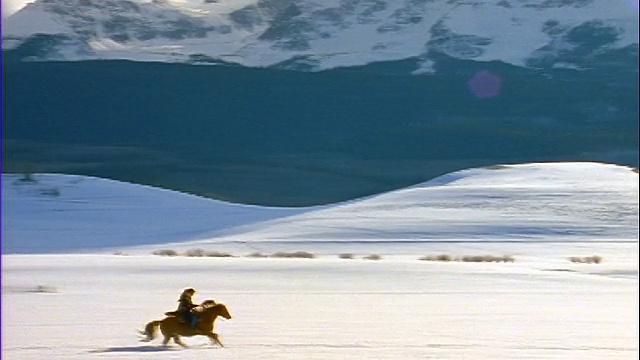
418 254 453 262
569 255 603 264
363 254 382 260
460 255 515 263
33 285 58 293
185 248 235 257
270 251 316 259
204 251 235 258
3 285 58 293
247 252 269 258
185 248 207 257
153 249 179 257
419 254 515 263
152 248 236 258
338 253 355 259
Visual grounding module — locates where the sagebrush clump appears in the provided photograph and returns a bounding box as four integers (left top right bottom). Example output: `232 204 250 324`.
270 251 316 259
419 254 515 263
153 249 179 256
569 255 603 264
185 248 234 257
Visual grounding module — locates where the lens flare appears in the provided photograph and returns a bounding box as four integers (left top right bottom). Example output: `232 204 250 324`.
468 70 502 99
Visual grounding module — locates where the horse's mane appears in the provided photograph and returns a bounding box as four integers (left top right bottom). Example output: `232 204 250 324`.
200 299 217 309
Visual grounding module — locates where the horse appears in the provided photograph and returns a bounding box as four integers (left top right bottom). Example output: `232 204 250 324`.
139 300 232 347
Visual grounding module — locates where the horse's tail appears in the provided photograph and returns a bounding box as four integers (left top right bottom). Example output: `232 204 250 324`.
139 320 162 342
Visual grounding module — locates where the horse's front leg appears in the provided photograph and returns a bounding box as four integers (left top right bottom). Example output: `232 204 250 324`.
162 335 171 347
173 335 188 348
206 332 224 347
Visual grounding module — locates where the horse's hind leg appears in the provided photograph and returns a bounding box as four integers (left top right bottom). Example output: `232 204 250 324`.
162 335 171 347
173 335 188 348
207 332 224 347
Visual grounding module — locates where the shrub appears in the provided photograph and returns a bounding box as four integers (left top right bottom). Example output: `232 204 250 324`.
270 251 316 259
33 285 58 293
153 249 179 256
459 255 515 263
339 253 355 259
419 254 514 263
185 249 234 257
419 254 453 262
204 251 234 258
363 254 382 260
185 248 206 257
569 255 603 264
247 252 268 258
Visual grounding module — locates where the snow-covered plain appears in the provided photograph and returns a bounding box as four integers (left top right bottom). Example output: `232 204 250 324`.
2 162 638 359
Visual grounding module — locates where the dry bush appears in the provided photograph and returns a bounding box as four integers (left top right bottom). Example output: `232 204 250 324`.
153 249 179 256
459 255 515 263
339 253 355 259
205 251 234 258
247 252 268 258
270 251 316 259
363 254 382 260
569 255 603 264
185 248 206 257
183 249 235 257
419 254 453 262
437 254 517 263
33 285 58 293
5 285 58 293
460 255 480 262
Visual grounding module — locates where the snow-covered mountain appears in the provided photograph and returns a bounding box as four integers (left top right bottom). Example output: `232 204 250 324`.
3 0 638 72
3 162 638 254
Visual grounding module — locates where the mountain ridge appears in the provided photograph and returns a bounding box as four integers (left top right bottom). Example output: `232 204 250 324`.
3 0 638 73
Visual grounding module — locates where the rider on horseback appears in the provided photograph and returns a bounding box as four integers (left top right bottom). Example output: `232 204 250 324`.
176 288 199 329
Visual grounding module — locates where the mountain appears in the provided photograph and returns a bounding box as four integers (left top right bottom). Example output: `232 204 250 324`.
3 0 638 206
3 162 638 254
3 0 638 73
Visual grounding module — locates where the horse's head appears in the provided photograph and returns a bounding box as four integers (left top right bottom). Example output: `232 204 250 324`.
199 300 232 320
214 303 232 320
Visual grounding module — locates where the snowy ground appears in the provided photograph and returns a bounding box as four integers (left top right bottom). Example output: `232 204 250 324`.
2 253 638 360
2 162 638 359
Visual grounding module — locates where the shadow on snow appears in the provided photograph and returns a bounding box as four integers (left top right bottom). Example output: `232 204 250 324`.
89 345 179 353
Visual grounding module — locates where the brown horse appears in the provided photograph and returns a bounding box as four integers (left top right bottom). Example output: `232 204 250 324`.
139 300 232 347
